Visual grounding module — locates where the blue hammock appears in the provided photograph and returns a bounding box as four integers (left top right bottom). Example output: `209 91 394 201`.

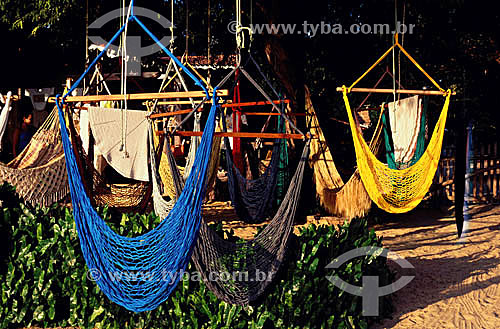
54 0 215 311
56 100 217 312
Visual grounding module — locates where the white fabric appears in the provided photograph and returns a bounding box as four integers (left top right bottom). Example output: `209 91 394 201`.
79 109 107 174
80 110 90 153
0 91 13 150
387 95 423 164
89 107 149 181
183 113 201 180
25 88 55 111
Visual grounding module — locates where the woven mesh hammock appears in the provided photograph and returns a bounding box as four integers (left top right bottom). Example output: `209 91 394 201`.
306 87 383 219
56 99 218 312
66 111 152 213
0 107 69 207
150 122 310 305
338 36 453 213
343 88 451 213
222 116 281 224
191 141 309 305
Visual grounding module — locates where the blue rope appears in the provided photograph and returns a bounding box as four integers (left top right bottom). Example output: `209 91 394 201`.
62 4 208 101
62 21 128 101
132 15 209 98
56 94 218 312
54 5 215 311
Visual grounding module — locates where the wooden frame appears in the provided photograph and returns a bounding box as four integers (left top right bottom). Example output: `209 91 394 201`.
221 100 290 108
48 90 229 103
149 110 306 119
336 87 456 96
157 131 307 139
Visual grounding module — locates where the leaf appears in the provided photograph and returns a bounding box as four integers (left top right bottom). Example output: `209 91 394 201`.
90 305 105 323
33 304 45 322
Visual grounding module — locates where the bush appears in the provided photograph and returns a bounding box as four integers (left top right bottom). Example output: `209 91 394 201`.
0 183 393 328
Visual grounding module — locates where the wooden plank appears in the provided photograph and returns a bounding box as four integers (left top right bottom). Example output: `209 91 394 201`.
221 100 290 108
336 87 455 96
48 89 229 103
149 110 306 119
240 112 306 116
145 100 206 106
157 131 306 139
149 109 201 119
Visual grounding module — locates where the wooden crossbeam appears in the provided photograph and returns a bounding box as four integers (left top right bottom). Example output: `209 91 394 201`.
144 100 205 106
157 131 306 139
238 112 306 116
336 87 455 96
149 109 199 119
221 100 290 108
149 110 306 119
48 90 229 103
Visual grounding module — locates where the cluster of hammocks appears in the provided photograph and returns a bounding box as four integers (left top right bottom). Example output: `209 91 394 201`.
1 1 454 313
40 2 311 312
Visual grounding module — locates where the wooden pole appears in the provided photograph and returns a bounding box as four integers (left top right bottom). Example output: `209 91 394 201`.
148 110 306 119
221 99 290 108
336 87 455 96
48 89 229 103
157 131 306 139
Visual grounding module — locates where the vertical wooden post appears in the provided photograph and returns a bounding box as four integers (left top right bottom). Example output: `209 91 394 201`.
494 143 499 199
87 124 94 202
479 145 484 200
232 69 244 173
454 98 466 238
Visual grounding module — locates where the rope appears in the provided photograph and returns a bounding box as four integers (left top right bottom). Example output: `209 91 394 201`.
55 93 219 312
61 0 209 102
239 67 305 136
343 87 452 213
348 38 446 94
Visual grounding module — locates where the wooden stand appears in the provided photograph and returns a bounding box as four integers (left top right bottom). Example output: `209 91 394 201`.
48 90 229 103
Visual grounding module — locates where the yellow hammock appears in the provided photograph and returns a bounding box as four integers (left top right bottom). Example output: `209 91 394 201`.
341 36 453 213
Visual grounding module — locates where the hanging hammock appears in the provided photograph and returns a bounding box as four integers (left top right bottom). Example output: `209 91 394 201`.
88 106 150 182
201 51 303 224
56 97 218 312
0 107 69 207
191 141 309 305
276 115 290 206
382 95 427 169
54 1 218 310
340 37 453 213
152 113 221 201
149 117 311 305
66 110 152 214
222 116 282 223
306 87 384 219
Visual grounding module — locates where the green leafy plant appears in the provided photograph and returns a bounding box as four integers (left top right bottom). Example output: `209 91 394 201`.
0 183 393 328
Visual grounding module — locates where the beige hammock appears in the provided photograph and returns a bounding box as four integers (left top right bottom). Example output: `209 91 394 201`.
306 86 383 219
0 107 69 207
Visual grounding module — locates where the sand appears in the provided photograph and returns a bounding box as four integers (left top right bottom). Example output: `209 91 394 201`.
203 202 500 328
372 204 500 329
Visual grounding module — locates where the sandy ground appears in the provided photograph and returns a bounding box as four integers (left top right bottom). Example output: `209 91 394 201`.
371 204 500 329
203 202 500 329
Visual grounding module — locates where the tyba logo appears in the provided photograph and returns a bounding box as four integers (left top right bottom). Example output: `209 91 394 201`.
88 7 174 76
326 246 414 316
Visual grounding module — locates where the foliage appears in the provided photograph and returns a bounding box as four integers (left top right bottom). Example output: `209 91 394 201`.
0 183 393 328
0 0 79 35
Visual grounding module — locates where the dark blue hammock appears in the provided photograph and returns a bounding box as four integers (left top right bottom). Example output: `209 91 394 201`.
222 117 281 223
